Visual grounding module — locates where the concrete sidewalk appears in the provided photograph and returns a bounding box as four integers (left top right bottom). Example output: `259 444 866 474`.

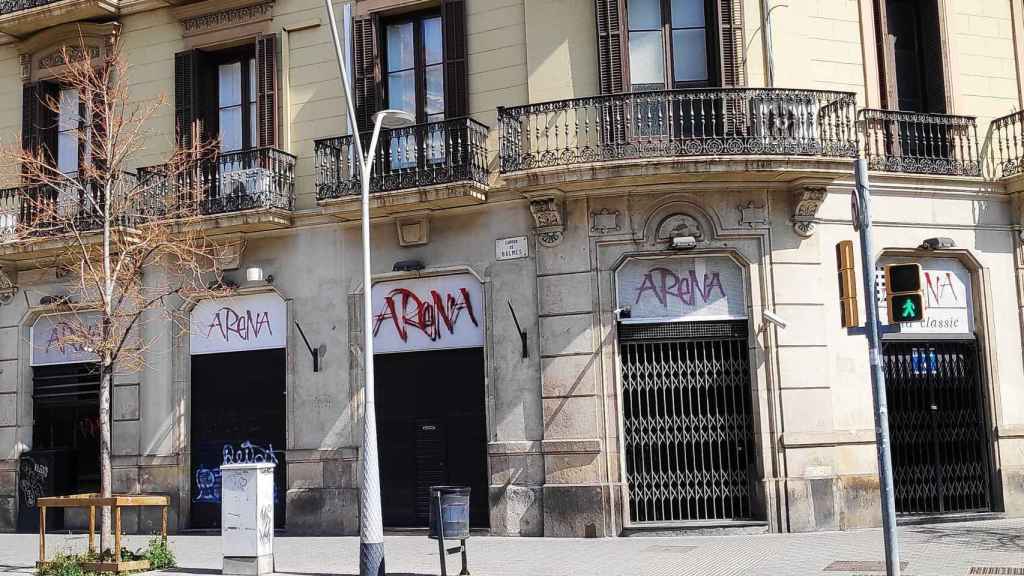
1 518 1022 576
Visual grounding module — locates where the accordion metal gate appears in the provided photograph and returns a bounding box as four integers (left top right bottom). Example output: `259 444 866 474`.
882 340 991 515
619 320 755 524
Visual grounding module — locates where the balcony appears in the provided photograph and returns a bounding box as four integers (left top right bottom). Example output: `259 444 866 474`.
0 0 113 37
496 88 858 188
988 110 1024 180
140 146 296 232
0 172 143 257
314 117 489 218
859 109 981 177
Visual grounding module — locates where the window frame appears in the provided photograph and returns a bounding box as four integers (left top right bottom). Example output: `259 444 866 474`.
380 8 445 125
624 0 719 91
208 45 259 153
873 0 952 113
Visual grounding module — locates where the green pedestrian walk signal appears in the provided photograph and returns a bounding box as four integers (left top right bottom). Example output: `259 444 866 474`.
885 263 926 324
891 293 925 322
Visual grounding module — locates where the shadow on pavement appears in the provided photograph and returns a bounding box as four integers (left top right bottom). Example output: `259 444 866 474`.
156 565 436 569
907 525 1024 552
159 571 436 576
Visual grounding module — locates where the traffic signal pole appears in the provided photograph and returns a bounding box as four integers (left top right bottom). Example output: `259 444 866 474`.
854 159 902 576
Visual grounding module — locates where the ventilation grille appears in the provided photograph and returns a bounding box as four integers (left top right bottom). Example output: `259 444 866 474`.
619 320 748 342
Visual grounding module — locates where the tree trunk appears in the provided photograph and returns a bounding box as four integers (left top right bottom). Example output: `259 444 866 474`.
98 358 113 554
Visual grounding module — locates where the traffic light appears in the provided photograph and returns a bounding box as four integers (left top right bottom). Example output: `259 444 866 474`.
885 263 925 323
836 241 859 328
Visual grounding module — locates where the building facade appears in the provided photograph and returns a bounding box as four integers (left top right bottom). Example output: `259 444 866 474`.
0 0 1023 537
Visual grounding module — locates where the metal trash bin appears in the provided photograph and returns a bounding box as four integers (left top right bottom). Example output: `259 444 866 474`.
429 486 471 576
429 486 471 540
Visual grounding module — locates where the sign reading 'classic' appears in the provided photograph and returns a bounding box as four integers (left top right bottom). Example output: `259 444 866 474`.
190 293 287 355
371 273 484 354
616 256 747 322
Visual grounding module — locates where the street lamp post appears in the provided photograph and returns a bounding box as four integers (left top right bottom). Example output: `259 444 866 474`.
325 2 416 575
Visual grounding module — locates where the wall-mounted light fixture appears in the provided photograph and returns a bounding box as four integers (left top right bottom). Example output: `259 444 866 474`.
245 266 265 283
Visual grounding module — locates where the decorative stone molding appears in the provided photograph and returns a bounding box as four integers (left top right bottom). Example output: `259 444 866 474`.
525 191 565 247
738 201 768 228
18 21 119 82
177 0 274 38
655 213 704 241
38 44 98 70
0 266 17 305
590 208 620 234
396 213 429 247
791 186 827 238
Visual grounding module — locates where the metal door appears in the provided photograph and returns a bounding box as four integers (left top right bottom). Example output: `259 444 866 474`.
619 321 755 524
882 340 991 514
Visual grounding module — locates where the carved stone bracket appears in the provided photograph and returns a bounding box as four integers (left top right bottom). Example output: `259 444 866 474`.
0 265 18 306
791 186 827 238
526 191 565 247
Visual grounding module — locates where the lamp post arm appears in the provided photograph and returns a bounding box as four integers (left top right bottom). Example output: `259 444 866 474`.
363 116 387 178
324 0 367 177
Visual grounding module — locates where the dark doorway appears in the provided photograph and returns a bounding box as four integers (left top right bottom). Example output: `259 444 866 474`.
190 349 286 529
375 348 488 528
883 339 991 515
19 364 100 532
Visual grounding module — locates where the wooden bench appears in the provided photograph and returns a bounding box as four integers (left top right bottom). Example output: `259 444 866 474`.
36 494 170 573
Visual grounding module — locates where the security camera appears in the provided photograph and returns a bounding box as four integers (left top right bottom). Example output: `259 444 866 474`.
671 236 698 250
762 309 788 330
918 237 955 251
613 306 632 320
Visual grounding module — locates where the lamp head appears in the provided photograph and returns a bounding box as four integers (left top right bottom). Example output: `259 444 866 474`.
374 109 416 129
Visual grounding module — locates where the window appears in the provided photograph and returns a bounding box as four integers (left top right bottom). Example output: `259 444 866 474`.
174 34 278 153
384 13 444 123
215 53 258 153
627 0 711 91
351 1 468 135
876 0 947 113
382 12 448 168
56 88 81 174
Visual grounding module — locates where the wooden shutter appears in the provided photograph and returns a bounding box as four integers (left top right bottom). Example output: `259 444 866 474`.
175 49 210 147
873 0 898 110
352 15 380 134
442 0 468 118
717 0 746 87
22 82 58 171
595 0 625 94
256 33 278 148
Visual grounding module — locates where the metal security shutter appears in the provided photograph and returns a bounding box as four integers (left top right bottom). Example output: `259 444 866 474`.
619 320 754 523
33 363 100 404
256 33 278 148
883 340 991 514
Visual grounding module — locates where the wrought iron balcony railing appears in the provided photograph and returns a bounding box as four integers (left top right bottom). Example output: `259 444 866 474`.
0 0 60 15
315 117 489 200
0 172 142 240
140 147 296 216
859 109 981 177
496 88 859 173
989 110 1024 178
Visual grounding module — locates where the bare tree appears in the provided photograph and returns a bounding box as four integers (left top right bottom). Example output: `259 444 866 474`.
3 33 233 554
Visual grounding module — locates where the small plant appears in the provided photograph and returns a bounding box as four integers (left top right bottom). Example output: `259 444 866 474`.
142 537 176 570
37 553 86 576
